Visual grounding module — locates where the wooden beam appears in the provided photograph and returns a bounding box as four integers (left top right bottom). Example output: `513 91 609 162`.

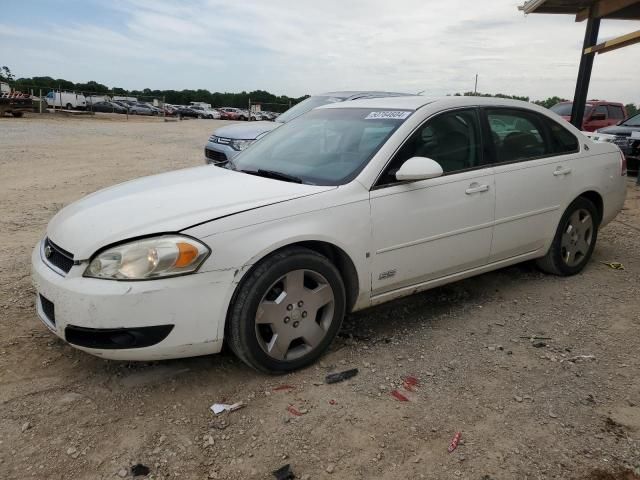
576 0 640 21
584 29 640 53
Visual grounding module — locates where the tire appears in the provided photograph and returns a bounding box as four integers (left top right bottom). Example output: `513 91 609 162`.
65 103 72 110
536 197 599 276
226 247 346 373
239 115 246 121
198 114 204 119
12 111 24 118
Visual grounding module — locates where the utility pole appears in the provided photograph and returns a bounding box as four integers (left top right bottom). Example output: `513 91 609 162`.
474 74 478 95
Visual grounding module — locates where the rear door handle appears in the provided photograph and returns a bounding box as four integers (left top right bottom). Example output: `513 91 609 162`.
553 166 572 176
465 183 490 194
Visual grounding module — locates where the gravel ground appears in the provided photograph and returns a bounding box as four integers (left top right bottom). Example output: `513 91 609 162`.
1 113 639 480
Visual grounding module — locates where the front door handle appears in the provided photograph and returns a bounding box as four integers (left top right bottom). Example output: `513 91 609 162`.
465 183 490 194
553 166 572 176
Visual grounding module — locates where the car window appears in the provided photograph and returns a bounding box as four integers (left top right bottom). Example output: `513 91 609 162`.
544 117 579 154
607 105 625 120
593 105 608 118
486 109 548 163
377 108 482 186
232 108 408 186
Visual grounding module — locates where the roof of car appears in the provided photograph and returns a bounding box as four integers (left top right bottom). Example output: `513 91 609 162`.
318 91 411 100
319 95 555 112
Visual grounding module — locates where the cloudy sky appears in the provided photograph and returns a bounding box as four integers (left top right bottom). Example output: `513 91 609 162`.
1 0 638 102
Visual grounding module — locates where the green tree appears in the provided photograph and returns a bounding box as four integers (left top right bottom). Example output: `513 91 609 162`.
534 96 569 109
625 103 638 118
0 65 15 82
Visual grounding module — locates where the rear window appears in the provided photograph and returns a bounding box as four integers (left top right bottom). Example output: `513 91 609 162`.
550 103 593 118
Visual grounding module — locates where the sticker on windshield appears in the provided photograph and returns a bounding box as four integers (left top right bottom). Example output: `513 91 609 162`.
365 111 411 120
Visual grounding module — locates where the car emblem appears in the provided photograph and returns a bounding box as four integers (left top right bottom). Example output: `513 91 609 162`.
44 245 53 258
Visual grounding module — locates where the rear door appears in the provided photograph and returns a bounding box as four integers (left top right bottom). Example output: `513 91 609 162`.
483 108 581 262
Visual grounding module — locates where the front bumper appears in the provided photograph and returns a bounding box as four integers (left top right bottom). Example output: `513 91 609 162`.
31 243 233 360
204 141 240 164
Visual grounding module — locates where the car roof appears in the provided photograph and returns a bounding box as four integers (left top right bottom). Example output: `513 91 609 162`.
317 91 411 100
318 95 550 111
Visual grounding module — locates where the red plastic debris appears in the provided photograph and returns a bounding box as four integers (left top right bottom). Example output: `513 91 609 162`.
273 385 295 391
286 405 302 416
329 399 336 405
448 432 462 453
402 376 420 392
390 390 409 402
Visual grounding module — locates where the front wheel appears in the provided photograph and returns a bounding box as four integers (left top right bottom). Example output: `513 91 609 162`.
226 247 346 373
536 197 599 276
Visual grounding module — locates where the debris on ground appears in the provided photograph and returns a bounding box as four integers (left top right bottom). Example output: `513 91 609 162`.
287 405 305 416
448 432 462 453
325 368 358 384
563 355 596 363
272 463 295 480
602 261 625 270
532 341 547 348
390 390 409 402
329 399 337 405
131 463 150 477
402 375 420 392
210 402 245 415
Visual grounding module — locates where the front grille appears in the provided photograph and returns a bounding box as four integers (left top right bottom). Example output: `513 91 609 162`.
614 136 631 147
43 238 74 274
40 295 55 325
205 148 227 163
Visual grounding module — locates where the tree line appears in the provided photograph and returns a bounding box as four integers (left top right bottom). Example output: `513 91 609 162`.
1 65 637 116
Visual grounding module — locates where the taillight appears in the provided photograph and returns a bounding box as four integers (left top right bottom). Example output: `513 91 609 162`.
620 150 627 176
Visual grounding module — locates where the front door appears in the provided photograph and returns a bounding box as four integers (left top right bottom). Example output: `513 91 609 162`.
370 108 495 296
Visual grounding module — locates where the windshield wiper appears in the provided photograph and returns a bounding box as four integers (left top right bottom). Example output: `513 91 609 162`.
240 169 303 184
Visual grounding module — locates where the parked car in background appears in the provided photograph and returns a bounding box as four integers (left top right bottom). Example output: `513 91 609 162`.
190 105 222 119
204 91 409 164
32 96 626 372
127 103 154 115
550 101 627 132
90 101 127 114
175 106 200 118
597 112 640 174
219 108 247 121
45 91 87 110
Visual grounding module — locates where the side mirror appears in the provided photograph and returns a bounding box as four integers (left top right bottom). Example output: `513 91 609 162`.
395 157 443 182
590 112 606 121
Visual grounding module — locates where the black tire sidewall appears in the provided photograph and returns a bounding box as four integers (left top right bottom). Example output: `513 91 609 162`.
230 249 346 373
549 197 599 275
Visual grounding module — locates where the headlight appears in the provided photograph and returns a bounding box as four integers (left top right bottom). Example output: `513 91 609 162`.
230 139 254 151
84 235 210 280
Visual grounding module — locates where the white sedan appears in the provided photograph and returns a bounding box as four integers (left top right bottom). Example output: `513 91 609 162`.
32 96 627 372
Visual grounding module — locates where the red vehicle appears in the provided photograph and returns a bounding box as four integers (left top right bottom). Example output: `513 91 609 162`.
218 107 247 121
550 100 627 132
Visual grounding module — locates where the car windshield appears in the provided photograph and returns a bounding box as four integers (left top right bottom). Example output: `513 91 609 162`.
550 103 593 117
623 113 640 126
276 95 345 123
231 108 411 186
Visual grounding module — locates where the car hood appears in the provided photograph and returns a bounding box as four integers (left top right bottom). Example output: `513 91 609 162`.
47 166 334 259
597 125 639 136
213 121 281 140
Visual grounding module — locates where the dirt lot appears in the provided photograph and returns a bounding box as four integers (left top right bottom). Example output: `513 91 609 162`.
1 113 639 480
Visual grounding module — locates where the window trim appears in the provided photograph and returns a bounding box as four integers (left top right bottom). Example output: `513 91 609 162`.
372 106 488 190
479 106 580 168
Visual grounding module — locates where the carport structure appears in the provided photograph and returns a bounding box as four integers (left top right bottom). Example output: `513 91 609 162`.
519 0 640 127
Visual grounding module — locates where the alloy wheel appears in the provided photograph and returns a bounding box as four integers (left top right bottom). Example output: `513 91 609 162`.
255 269 335 361
560 208 593 267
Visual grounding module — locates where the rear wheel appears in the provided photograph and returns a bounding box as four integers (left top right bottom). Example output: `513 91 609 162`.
12 111 23 118
65 103 73 110
226 247 346 373
536 197 599 276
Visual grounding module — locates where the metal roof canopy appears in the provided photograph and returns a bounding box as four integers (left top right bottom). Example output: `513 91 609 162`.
520 0 640 127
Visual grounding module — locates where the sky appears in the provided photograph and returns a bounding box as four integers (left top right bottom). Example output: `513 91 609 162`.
1 0 638 103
